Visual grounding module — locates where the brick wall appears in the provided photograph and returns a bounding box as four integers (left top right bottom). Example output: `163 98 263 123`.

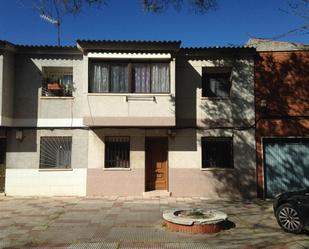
255 51 309 197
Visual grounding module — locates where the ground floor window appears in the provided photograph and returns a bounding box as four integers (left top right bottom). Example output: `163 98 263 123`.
202 137 233 169
105 137 130 168
39 136 72 169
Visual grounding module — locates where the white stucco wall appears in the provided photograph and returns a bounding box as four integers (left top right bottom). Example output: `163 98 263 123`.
169 128 256 197
86 127 256 198
5 128 88 196
5 168 87 196
176 55 255 128
12 53 176 127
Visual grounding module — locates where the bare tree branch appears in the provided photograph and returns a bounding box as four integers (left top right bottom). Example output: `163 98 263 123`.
142 0 217 14
259 0 309 41
28 0 105 19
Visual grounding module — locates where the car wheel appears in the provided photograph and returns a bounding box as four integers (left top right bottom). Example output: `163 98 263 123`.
276 203 303 234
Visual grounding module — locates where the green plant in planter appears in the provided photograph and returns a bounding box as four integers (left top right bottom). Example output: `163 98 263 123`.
180 209 213 219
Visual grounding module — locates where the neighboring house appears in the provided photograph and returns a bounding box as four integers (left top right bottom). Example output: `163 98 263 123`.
0 40 256 198
248 38 309 198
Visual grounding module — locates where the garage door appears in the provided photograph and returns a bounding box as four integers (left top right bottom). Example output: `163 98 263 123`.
264 138 309 198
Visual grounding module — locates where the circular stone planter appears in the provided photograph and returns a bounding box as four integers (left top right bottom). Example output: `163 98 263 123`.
163 208 227 233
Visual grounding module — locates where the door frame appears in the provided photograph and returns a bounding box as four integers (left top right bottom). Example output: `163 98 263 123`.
144 137 169 192
0 137 6 193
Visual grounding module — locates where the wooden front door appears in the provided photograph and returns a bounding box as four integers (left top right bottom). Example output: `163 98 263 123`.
145 137 168 191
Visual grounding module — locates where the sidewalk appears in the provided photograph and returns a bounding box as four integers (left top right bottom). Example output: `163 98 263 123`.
0 196 308 249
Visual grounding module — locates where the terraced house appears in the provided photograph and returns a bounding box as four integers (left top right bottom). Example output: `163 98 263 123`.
249 39 309 199
0 39 256 198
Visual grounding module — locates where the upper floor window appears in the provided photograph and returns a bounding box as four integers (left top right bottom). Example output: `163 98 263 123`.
89 62 170 93
202 67 232 98
42 67 73 97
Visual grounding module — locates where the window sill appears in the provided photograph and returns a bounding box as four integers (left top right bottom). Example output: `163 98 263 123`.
87 93 171 97
103 168 131 171
40 96 74 99
38 168 73 172
200 168 234 171
201 97 230 100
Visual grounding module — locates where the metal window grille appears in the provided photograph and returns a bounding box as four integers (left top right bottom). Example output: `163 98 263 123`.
202 137 233 168
105 137 130 168
39 136 72 169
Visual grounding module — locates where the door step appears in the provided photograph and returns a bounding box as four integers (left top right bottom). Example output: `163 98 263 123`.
143 190 171 197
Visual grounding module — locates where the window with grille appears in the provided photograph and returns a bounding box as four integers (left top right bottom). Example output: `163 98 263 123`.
105 137 130 168
39 137 72 169
202 137 233 169
202 67 232 97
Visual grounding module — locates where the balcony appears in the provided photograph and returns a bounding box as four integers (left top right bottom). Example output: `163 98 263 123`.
83 60 176 127
41 67 73 97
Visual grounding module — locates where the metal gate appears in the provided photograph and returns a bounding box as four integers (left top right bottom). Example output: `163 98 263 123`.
264 138 309 198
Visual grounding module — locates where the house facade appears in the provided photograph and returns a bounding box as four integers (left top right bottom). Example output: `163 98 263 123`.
0 40 256 198
249 39 309 198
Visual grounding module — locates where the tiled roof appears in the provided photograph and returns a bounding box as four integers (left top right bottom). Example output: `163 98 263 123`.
16 44 76 49
77 39 181 45
15 43 79 54
0 40 79 54
77 39 181 53
181 45 254 50
0 40 15 49
246 38 309 51
179 46 255 56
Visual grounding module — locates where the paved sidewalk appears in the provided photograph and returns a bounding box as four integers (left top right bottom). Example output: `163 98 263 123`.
0 196 308 249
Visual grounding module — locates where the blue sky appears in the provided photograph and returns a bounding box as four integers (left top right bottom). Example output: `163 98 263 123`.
0 0 308 47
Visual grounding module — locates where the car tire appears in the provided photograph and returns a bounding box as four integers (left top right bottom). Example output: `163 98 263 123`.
276 203 303 234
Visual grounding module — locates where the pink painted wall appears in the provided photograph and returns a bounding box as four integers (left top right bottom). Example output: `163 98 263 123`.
87 168 144 196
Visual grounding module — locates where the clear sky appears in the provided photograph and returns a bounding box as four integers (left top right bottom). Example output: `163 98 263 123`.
0 0 308 47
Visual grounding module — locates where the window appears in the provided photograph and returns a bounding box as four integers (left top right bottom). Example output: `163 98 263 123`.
39 137 72 169
42 67 73 97
202 67 232 97
201 137 233 169
89 62 169 93
105 137 130 168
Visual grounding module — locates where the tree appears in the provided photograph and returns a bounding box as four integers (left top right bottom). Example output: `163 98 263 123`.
276 0 309 38
36 0 105 16
22 0 217 45
23 0 106 45
142 0 217 14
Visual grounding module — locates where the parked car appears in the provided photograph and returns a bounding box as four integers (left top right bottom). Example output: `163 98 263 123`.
273 188 309 234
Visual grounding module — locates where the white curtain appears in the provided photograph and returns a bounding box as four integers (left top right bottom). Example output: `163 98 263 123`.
90 63 109 93
209 78 229 97
151 63 169 93
111 64 128 92
134 64 151 93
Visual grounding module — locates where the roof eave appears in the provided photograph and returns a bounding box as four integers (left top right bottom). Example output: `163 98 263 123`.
16 46 80 55
0 40 16 53
178 47 256 57
76 40 181 54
